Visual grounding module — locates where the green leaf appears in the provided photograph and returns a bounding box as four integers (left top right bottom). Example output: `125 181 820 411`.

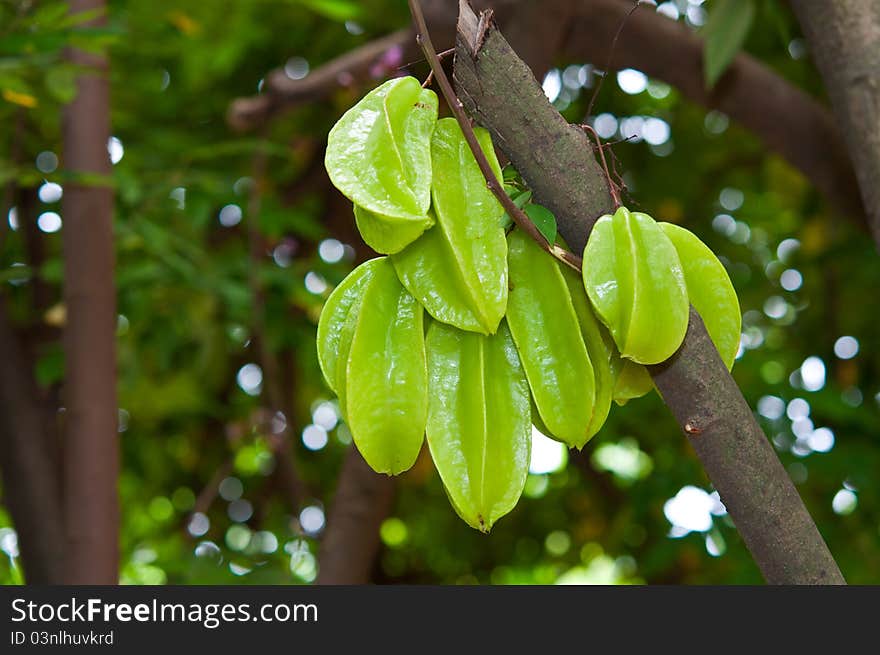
703 0 755 88
524 203 557 244
353 204 433 255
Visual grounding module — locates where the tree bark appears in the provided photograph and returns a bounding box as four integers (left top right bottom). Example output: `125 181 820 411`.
60 0 119 584
454 0 844 584
0 305 65 583
790 0 880 248
315 448 395 584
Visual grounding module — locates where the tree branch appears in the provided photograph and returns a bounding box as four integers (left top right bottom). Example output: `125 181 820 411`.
60 0 119 584
454 0 844 584
564 0 865 230
315 447 395 584
0 303 65 583
789 0 880 248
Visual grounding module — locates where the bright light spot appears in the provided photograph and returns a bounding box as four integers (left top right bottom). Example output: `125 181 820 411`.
219 477 243 501
788 38 807 60
38 182 63 203
780 269 803 291
763 296 788 319
36 151 58 173
712 213 736 236
304 271 327 294
786 398 810 420
318 238 344 263
288 544 317 582
791 417 813 440
226 525 252 551
647 80 671 99
37 212 62 233
7 207 18 231
562 65 583 89
302 424 328 451
709 491 727 516
730 220 751 244
800 356 826 392
108 136 124 164
704 111 729 134
187 512 210 537
808 427 835 453
229 563 251 576
194 541 222 563
663 486 714 534
160 69 171 91
255 531 279 553
777 238 800 261
529 426 567 474
686 4 707 26
593 113 618 139
284 56 310 80
271 411 287 434
228 499 253 523
619 116 644 141
642 117 670 145
545 530 571 556
656 2 680 20
617 68 648 95
236 363 262 395
542 69 562 103
0 528 19 558
719 187 744 211
312 402 338 431
591 438 653 482
170 187 186 210
757 395 785 420
380 518 408 547
218 203 242 227
832 489 857 515
299 506 325 535
345 20 364 35
834 336 859 360
273 240 297 267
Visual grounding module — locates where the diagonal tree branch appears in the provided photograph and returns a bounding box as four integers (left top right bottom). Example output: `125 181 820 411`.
789 0 880 248
452 0 844 584
563 0 865 231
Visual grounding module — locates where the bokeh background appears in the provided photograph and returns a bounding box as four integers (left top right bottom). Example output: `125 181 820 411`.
0 0 877 585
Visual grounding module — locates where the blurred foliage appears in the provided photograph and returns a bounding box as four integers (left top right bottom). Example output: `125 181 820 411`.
0 0 878 586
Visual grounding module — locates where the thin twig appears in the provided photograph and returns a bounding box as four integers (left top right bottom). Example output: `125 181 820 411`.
581 124 622 208
407 0 582 272
585 0 645 119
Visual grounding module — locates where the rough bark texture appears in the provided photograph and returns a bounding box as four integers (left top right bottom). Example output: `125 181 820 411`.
455 0 844 584
0 305 65 583
649 309 843 584
316 448 395 584
790 0 880 247
60 0 119 584
455 10 613 253
565 0 864 228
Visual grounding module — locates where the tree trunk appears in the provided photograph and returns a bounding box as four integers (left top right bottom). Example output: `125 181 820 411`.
60 0 119 584
790 0 880 248
453 0 844 584
316 448 395 584
0 305 65 583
